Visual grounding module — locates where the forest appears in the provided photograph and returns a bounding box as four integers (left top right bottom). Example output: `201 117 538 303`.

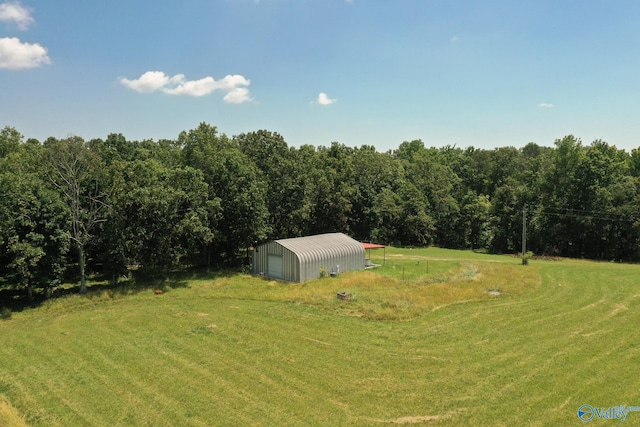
2 122 640 298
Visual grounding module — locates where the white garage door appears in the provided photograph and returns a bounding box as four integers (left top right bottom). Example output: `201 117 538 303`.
268 255 283 279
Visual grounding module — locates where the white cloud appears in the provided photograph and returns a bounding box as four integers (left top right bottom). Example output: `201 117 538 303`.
0 37 49 69
538 103 554 108
317 92 336 105
217 74 250 90
163 75 217 97
118 71 171 93
0 1 34 30
450 35 460 43
223 87 252 104
118 71 252 101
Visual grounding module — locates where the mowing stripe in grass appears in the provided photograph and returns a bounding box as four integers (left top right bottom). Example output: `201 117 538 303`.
2 251 640 425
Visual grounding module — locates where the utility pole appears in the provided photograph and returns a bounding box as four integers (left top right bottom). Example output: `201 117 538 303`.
522 204 527 265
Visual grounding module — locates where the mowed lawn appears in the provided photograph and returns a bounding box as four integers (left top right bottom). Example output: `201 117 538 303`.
1 247 640 426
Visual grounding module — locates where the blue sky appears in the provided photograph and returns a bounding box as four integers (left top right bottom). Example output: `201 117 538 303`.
2 0 640 151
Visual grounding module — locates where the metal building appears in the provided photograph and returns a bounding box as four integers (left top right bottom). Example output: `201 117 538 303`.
253 233 365 282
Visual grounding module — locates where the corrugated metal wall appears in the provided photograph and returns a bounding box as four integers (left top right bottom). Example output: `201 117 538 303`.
253 240 300 282
253 233 365 282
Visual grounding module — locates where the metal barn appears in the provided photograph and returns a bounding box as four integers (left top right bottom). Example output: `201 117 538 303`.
253 233 365 282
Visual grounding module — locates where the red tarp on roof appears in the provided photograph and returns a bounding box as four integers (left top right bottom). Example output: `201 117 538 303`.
362 243 385 249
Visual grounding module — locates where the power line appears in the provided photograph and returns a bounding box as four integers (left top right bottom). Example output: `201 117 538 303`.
538 211 635 223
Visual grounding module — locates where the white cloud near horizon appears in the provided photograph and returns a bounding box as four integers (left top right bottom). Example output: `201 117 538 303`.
0 37 50 69
0 1 34 30
118 71 252 102
538 103 554 108
223 87 252 104
317 92 336 105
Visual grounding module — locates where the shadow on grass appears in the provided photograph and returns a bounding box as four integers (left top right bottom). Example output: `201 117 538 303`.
0 266 243 317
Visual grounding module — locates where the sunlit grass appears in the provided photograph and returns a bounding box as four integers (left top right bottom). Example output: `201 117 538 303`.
0 395 28 427
173 247 538 321
1 247 639 426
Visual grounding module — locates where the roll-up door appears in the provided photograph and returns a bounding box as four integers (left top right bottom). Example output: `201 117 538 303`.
268 255 283 279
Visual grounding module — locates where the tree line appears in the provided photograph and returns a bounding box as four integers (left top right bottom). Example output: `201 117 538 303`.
2 122 640 298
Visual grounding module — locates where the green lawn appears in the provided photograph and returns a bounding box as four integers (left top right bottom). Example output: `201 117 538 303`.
1 248 639 426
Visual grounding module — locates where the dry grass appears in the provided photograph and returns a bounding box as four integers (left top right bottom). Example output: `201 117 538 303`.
298 260 538 320
0 395 28 427
207 253 539 321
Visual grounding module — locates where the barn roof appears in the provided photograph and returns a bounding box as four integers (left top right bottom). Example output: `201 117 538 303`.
275 233 364 263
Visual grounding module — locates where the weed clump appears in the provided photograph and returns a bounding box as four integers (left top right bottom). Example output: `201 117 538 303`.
0 307 11 320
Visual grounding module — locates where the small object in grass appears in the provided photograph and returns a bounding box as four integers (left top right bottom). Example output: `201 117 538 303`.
154 289 164 295
336 291 352 301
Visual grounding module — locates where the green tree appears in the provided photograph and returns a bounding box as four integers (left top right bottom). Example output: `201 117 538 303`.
305 143 355 235
537 137 631 259
180 123 268 265
488 184 522 253
459 191 492 250
113 159 214 273
0 135 70 299
371 187 402 244
396 183 436 246
395 140 460 247
349 145 404 242
235 130 308 239
0 126 21 158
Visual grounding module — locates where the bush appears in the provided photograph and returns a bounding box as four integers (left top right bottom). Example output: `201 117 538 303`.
0 307 11 320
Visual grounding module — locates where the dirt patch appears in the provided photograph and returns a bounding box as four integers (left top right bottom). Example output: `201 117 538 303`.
553 396 572 412
608 304 628 318
580 297 606 311
391 414 450 423
362 413 454 424
301 336 331 346
582 329 610 337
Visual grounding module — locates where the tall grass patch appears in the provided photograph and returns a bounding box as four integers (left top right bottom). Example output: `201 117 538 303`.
0 395 28 427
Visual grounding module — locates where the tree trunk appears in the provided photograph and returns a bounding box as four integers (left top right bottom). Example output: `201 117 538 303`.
203 244 211 268
79 245 87 293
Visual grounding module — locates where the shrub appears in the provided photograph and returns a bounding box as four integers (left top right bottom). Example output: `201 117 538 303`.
0 307 11 320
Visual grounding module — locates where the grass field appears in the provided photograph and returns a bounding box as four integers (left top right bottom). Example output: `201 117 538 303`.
1 247 639 426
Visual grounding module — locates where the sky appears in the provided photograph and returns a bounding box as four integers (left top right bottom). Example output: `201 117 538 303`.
2 0 640 152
